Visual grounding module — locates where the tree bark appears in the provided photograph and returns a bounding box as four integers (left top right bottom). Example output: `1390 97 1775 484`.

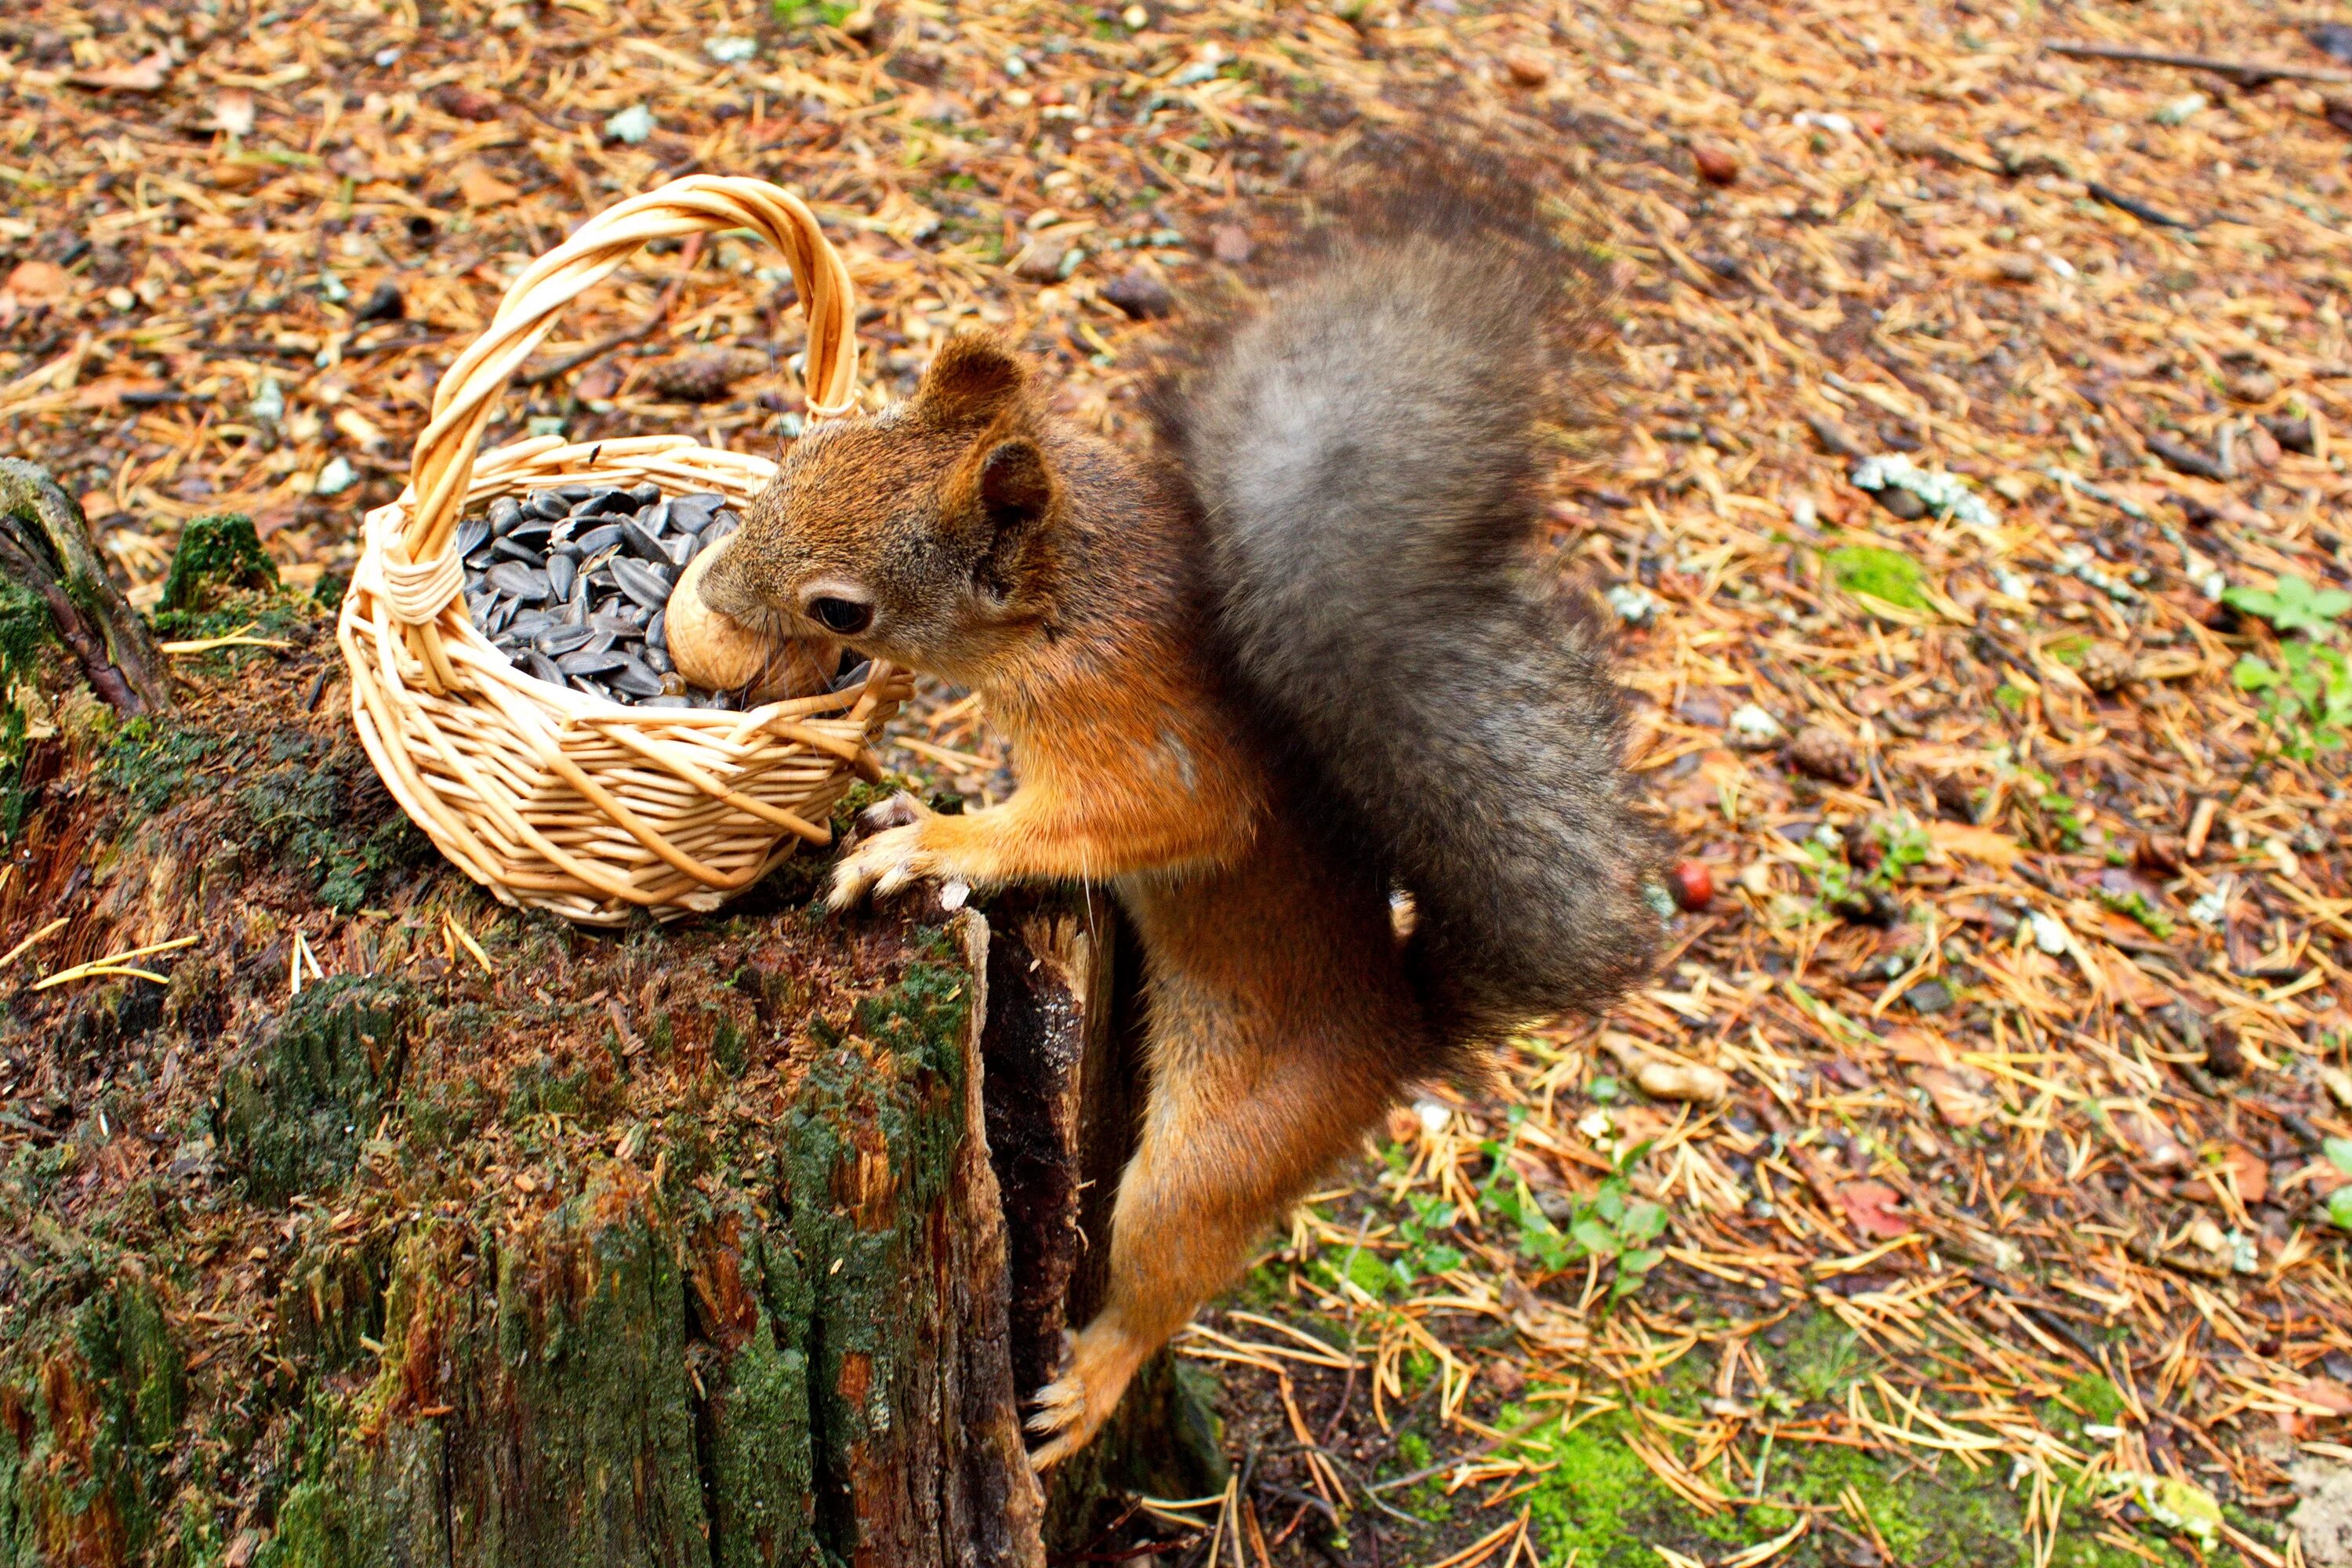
0 597 1214 1565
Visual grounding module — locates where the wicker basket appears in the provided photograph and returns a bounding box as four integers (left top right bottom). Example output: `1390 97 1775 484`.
338 176 909 927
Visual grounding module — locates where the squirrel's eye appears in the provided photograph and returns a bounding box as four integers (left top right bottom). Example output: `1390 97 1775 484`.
808 597 873 636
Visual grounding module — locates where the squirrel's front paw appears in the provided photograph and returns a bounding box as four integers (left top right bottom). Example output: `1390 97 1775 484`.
828 793 946 909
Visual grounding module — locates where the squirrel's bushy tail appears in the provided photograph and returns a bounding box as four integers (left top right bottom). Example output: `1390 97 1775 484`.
1157 154 1661 1045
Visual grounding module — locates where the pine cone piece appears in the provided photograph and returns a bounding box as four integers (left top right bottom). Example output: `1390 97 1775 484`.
2079 642 2134 694
647 348 764 404
1787 723 1859 784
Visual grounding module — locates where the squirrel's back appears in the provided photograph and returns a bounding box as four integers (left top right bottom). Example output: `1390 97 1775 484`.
1156 162 1660 1043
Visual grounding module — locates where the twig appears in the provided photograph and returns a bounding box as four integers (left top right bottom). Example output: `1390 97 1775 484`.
2086 184 2199 231
515 232 704 388
2044 40 2352 89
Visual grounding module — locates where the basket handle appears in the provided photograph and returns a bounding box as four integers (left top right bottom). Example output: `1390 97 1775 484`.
395 174 860 607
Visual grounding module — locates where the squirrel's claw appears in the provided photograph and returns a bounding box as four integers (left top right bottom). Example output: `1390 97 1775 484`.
827 815 940 910
1024 1320 1145 1472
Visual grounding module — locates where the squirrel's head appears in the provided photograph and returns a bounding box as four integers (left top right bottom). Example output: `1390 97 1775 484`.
700 333 1061 684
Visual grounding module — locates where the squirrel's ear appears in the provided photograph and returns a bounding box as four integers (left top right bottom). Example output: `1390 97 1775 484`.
913 334 1028 426
977 438 1055 533
955 435 1057 600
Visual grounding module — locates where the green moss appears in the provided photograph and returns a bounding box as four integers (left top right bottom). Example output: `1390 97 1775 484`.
217 978 413 1203
0 574 47 839
96 717 220 818
237 732 430 914
2056 1372 2126 1428
160 513 277 614
0 1269 185 1563
1828 545 1929 612
1763 1312 1867 1407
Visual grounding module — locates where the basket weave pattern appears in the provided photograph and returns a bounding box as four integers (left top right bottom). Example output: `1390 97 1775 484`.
338 176 907 927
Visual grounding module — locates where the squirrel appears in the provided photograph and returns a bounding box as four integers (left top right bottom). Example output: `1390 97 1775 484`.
701 157 1661 1466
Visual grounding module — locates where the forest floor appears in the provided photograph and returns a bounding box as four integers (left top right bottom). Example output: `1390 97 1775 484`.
7 0 2352 1563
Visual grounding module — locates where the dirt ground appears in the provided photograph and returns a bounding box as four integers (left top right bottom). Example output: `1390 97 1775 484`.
9 0 2352 1563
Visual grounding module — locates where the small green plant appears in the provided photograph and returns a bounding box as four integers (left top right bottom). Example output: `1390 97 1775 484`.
2325 1138 2352 1233
1797 818 1929 919
2099 887 2176 939
2010 768 2086 852
2223 574 2352 640
1480 1131 1668 1300
1828 545 1929 612
2234 641 2352 764
774 0 859 24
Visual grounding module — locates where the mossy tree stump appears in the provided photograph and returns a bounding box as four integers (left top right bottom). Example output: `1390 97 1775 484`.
0 550 1214 1565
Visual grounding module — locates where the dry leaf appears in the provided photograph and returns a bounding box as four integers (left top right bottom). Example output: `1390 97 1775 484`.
2116 1109 2190 1173
1835 1180 1913 1239
70 51 174 93
1882 1025 1952 1068
2292 1377 2352 1417
2178 1145 2267 1206
456 163 521 209
1914 1066 1995 1128
1926 822 2024 869
3 261 71 302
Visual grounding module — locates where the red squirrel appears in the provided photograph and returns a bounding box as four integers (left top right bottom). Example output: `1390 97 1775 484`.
702 158 1660 1465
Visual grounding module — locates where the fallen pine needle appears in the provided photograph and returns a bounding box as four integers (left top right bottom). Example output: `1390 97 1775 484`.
0 917 70 971
31 934 198 990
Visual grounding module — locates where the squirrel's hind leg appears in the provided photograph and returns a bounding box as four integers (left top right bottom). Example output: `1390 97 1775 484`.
1027 899 1421 1468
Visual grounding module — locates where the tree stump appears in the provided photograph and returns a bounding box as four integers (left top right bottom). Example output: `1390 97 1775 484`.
0 546 1217 1564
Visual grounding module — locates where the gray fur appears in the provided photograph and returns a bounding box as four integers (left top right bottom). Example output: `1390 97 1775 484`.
1166 197 1660 1040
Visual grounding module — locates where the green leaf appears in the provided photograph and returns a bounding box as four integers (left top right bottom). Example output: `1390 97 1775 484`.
2234 656 2282 692
2226 574 2352 637
1621 1200 1670 1245
2326 1138 2352 1177
1618 1247 1666 1276
1571 1218 1622 1258
2327 1186 2352 1233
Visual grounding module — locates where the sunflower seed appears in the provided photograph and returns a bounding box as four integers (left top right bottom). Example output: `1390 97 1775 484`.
558 649 630 677
545 553 576 602
488 496 524 535
535 625 593 655
620 521 670 563
525 650 566 685
572 522 625 556
525 491 570 521
610 556 674 611
485 561 550 601
668 492 724 532
455 515 492 557
609 658 666 697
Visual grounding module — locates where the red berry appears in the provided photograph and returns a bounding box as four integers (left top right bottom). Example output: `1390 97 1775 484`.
1670 860 1714 910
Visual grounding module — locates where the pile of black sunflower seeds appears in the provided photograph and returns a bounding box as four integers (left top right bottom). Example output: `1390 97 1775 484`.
456 484 864 710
